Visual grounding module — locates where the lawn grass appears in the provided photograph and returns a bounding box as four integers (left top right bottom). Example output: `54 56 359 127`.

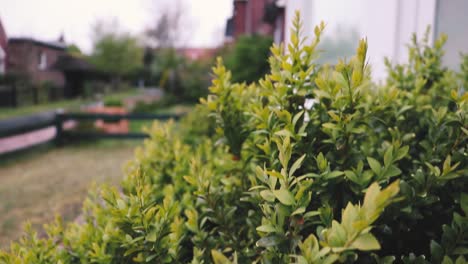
0 140 139 247
129 103 194 133
0 89 140 120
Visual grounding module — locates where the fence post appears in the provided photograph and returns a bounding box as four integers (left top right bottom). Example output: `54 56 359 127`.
55 111 63 146
11 84 17 108
33 86 38 105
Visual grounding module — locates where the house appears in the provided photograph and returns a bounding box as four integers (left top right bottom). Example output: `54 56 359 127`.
284 0 468 79
7 37 66 88
0 18 7 75
51 54 98 98
176 47 218 61
225 0 286 44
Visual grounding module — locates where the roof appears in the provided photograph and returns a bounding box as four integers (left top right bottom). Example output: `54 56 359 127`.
51 54 95 72
8 37 66 50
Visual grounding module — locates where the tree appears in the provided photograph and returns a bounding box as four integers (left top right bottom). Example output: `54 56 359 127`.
66 44 83 57
145 0 191 49
90 20 143 88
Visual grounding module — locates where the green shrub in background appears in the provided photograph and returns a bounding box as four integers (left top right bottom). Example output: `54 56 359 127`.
224 34 273 84
150 48 211 104
103 98 124 107
1 12 467 263
132 94 179 113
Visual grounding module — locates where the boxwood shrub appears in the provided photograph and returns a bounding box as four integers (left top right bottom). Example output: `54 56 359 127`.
1 13 467 263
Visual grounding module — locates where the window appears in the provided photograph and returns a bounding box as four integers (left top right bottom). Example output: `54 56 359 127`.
38 51 47 70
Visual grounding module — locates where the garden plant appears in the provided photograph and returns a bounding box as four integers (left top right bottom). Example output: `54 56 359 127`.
0 13 467 263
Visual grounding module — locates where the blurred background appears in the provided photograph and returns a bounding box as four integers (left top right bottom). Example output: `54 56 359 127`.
0 0 467 247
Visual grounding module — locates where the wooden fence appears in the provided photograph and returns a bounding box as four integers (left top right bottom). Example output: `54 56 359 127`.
0 83 65 108
0 111 183 155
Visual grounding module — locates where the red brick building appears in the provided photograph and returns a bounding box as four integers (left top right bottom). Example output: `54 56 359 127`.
7 38 66 88
176 47 218 61
0 18 7 75
226 0 285 44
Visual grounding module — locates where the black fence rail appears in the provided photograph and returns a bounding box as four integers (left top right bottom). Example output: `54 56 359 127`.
0 111 57 138
0 111 183 155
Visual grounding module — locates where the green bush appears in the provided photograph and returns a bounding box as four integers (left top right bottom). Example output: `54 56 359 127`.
150 48 211 103
1 13 467 263
103 98 124 107
132 94 179 113
224 34 273 84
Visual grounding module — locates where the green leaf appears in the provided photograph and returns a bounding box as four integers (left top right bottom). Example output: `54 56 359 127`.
367 157 381 176
461 193 468 214
275 129 294 138
383 165 402 179
267 170 285 180
292 207 306 216
453 247 468 255
344 170 359 183
256 235 282 247
326 170 344 179
350 233 381 251
289 154 306 177
260 190 276 202
292 111 304 126
455 256 467 264
442 256 454 264
322 123 338 130
395 146 409 161
256 224 276 233
146 231 157 242
384 146 393 167
146 254 158 262
304 210 320 219
212 250 231 264
316 152 328 171
461 127 468 136
273 189 296 205
327 221 347 247
430 240 444 263
323 255 340 264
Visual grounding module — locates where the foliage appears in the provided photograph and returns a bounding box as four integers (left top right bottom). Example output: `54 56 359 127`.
66 44 83 57
90 21 144 79
459 53 468 90
145 0 190 49
103 98 123 107
150 48 211 103
1 12 467 264
132 94 179 113
224 35 273 84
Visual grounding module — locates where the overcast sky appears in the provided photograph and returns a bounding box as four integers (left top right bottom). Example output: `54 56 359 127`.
0 0 233 53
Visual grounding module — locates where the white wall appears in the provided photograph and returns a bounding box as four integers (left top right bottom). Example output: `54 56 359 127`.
435 0 468 71
284 0 436 80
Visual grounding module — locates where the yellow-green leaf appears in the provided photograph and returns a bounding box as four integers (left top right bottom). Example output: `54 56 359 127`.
273 189 295 205
350 233 381 251
211 250 231 264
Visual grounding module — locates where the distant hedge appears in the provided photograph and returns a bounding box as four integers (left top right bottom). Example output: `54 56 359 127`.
1 12 467 263
224 34 273 84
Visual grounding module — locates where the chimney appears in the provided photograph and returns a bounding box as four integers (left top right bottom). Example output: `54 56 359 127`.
58 33 65 43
